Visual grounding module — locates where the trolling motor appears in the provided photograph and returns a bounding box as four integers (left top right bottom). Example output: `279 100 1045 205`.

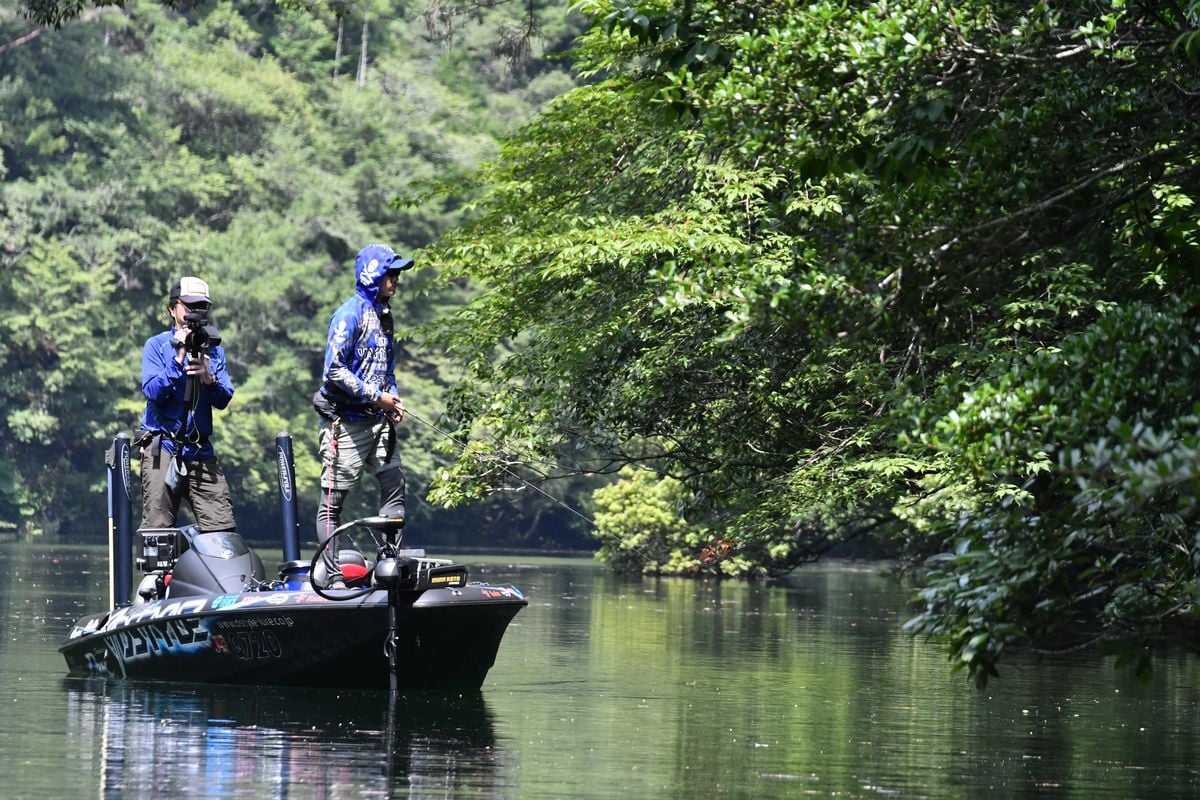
371 515 408 695
307 515 467 693
307 516 467 597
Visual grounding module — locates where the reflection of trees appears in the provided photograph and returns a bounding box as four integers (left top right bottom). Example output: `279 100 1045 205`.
11 544 107 646
475 561 598 653
575 563 1200 798
46 557 1200 798
63 678 507 797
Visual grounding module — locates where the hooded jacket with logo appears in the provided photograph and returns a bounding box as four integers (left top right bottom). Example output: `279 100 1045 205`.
140 334 234 460
316 253 399 423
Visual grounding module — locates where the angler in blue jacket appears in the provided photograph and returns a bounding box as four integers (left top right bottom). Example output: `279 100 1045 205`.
313 244 412 587
139 276 237 532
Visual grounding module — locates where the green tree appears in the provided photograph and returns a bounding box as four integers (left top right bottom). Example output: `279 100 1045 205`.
425 0 1200 682
902 302 1200 686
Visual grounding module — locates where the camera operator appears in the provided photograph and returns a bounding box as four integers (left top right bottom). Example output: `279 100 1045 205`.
137 276 237 532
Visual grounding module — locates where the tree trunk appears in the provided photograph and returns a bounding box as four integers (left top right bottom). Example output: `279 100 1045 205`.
357 19 369 86
0 27 46 56
333 15 343 77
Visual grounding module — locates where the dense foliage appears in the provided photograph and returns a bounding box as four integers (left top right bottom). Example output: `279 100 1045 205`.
0 0 583 545
425 0 1200 683
9 0 1200 684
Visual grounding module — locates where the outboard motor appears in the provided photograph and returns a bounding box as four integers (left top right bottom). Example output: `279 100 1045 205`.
165 529 266 598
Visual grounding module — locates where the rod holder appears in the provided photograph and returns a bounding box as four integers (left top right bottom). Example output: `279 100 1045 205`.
276 432 301 563
106 432 134 607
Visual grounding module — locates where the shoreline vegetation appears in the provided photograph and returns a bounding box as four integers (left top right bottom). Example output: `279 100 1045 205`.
4 0 1200 683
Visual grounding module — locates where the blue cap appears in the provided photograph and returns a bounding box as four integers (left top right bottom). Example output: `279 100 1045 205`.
355 244 413 277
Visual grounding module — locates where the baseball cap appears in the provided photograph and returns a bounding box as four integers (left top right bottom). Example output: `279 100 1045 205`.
356 244 414 275
170 276 210 304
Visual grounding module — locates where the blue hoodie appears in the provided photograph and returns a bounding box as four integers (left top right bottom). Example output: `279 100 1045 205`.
317 244 412 422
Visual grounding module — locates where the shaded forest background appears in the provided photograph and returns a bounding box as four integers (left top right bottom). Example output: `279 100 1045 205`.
5 0 1200 684
0 0 594 551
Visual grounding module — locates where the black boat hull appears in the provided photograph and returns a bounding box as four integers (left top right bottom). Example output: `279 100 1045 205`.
60 584 526 691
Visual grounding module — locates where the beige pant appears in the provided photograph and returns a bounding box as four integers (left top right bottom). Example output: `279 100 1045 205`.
141 449 236 532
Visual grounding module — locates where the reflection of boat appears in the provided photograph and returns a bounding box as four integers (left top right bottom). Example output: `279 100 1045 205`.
60 434 526 691
64 677 504 797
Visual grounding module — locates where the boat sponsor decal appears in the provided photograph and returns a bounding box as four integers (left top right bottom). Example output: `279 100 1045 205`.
115 616 208 661
68 617 105 639
277 444 293 502
70 615 213 676
102 597 210 632
119 438 132 501
86 644 124 678
211 629 283 662
291 592 333 604
211 593 281 611
73 593 336 640
477 585 525 600
71 611 297 674
212 614 296 630
209 615 294 661
74 592 331 638
211 592 333 611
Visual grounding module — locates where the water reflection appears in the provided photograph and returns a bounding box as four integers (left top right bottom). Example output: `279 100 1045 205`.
62 678 510 798
484 561 1200 799
10 548 1200 799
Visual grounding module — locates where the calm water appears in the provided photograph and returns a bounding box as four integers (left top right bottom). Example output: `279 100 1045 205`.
1 543 1199 798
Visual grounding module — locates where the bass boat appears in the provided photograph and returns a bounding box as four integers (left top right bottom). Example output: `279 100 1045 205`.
60 433 527 692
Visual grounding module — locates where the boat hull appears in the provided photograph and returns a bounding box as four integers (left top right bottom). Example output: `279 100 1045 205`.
60 584 526 691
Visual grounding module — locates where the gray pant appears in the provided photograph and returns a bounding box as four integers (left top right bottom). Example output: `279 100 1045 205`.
315 417 406 581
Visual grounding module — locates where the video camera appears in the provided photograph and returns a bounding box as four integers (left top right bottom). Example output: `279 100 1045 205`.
183 307 222 357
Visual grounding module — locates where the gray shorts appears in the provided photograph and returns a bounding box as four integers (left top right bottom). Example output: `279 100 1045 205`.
318 417 402 490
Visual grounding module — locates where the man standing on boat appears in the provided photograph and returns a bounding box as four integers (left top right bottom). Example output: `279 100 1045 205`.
313 244 411 588
138 276 237 532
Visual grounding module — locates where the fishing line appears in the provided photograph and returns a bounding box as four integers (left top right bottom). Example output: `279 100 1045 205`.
403 408 678 568
403 408 597 528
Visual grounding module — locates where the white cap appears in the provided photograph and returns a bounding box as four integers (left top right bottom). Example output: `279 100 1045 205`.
173 276 210 304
